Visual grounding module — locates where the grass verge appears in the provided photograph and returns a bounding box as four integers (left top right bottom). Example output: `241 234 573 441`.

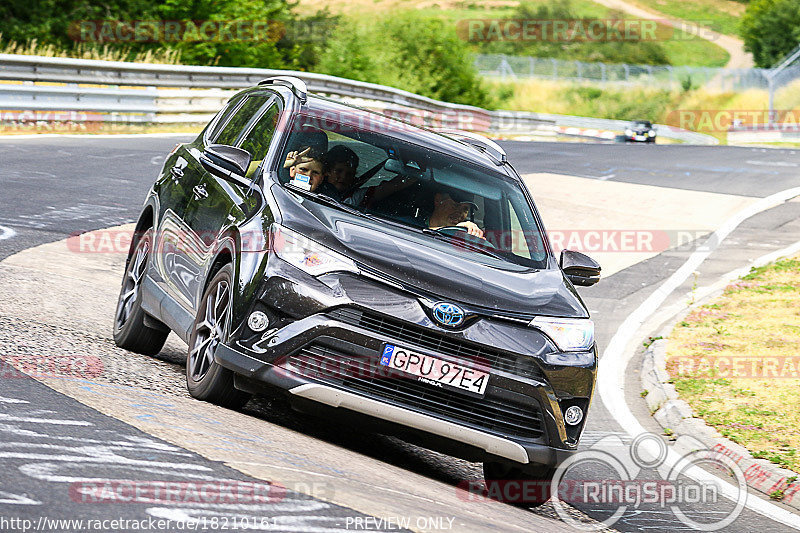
665 254 800 473
627 0 745 37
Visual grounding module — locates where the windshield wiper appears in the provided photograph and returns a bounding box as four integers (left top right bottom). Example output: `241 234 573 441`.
420 228 506 260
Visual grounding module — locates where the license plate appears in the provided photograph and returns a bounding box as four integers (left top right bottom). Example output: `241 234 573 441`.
635 135 646 140
379 344 489 395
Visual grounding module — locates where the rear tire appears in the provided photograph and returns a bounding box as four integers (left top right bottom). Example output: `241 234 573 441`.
186 263 251 409
483 460 556 508
113 229 168 355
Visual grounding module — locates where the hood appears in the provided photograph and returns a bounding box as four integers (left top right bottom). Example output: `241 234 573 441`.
273 186 589 318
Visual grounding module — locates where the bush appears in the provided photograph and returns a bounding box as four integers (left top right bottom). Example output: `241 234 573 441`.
318 12 493 107
740 0 800 68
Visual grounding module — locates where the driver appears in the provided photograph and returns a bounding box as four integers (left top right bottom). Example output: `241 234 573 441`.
428 192 483 238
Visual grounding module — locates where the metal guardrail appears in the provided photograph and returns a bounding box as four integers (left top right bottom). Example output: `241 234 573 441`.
0 53 717 144
537 112 718 145
474 53 774 92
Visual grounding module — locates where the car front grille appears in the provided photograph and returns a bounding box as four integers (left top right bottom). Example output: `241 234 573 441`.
328 307 544 381
285 342 544 439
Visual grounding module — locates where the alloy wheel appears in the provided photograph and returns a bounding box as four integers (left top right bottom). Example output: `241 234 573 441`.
115 235 149 331
188 279 230 382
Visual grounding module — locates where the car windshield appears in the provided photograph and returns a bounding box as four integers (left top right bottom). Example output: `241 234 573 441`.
630 121 651 128
277 114 549 269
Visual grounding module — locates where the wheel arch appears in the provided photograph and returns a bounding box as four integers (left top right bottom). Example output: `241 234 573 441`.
125 203 157 266
202 222 268 341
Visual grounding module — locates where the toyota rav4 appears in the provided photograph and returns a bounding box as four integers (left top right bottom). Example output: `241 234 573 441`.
113 76 602 494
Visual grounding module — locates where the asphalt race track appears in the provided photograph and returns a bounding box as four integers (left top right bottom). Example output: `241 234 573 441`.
1 134 799 532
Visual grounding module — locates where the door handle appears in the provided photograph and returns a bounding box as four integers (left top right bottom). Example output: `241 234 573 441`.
193 184 208 200
169 166 184 182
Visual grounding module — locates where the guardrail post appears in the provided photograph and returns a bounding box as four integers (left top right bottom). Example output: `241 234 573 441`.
768 76 775 128
499 58 515 78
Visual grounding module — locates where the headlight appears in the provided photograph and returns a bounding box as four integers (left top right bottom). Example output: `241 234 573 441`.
648 130 656 137
625 129 633 136
270 224 359 277
529 316 594 352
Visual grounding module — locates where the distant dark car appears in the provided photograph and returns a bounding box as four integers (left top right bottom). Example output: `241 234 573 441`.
113 76 601 500
624 120 656 143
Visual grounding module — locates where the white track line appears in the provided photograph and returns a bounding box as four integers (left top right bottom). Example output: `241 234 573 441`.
0 225 16 241
598 185 800 529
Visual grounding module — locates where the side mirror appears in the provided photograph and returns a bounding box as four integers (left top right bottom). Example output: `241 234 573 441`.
560 250 601 287
200 144 252 187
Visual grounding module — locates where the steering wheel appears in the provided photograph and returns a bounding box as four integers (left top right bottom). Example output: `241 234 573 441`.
436 225 470 234
435 226 496 248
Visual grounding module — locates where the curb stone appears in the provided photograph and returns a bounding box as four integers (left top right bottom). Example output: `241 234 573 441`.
641 338 800 510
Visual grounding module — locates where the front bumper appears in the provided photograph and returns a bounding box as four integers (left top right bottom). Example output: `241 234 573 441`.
218 257 596 467
625 133 655 142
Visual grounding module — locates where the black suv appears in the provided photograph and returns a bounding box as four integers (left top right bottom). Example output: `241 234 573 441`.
113 77 601 491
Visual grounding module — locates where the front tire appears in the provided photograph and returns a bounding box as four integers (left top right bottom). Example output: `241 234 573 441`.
186 263 251 409
113 229 168 355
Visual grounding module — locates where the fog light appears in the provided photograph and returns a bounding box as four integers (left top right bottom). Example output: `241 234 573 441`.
564 405 583 426
247 311 270 332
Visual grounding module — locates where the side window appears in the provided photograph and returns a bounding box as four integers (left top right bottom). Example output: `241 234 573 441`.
506 197 547 262
203 93 245 142
508 202 531 259
238 102 280 161
213 95 270 146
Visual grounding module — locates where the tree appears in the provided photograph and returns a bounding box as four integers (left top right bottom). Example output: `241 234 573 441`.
318 12 493 107
0 0 333 69
740 0 800 68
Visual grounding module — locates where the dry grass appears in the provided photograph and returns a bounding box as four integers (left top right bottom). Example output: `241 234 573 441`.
665 254 800 472
490 77 800 144
0 36 183 64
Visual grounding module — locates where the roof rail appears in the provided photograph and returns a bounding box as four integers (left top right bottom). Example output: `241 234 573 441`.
437 129 507 165
258 76 307 103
